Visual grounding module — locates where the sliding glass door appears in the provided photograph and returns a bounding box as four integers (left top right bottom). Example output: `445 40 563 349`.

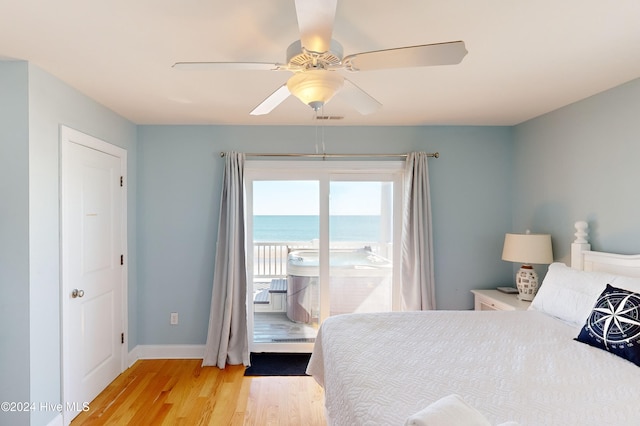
245 161 403 353
249 180 321 350
328 178 399 317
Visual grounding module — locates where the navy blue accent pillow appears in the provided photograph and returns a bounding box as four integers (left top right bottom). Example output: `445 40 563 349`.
576 284 640 367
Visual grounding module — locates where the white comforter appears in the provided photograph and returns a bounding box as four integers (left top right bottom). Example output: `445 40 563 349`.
306 310 640 425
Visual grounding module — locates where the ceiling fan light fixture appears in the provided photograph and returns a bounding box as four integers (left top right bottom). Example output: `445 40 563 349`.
287 70 344 111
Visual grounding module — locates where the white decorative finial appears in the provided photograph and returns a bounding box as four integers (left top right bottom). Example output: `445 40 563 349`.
574 221 588 244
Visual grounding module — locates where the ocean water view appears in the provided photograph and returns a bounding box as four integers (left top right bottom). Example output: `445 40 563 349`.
253 215 384 242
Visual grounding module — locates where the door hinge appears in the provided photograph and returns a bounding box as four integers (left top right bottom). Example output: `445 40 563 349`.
120 254 124 265
121 332 124 344
120 176 123 187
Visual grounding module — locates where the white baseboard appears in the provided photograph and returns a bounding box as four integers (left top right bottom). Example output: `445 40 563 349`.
127 344 205 366
45 413 63 426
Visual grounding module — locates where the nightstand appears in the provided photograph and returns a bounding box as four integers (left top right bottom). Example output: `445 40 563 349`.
470 289 532 311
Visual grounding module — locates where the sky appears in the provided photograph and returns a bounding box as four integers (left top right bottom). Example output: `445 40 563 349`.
252 180 387 215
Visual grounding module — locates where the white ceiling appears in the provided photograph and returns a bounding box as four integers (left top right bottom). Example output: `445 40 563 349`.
1 0 640 126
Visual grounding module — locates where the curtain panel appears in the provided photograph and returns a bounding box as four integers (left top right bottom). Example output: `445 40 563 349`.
202 152 250 368
401 152 436 310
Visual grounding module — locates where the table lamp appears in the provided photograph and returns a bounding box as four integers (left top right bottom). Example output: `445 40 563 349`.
501 231 553 301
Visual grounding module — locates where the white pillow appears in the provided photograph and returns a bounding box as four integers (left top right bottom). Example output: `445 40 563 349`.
609 274 640 295
530 262 640 326
529 262 614 326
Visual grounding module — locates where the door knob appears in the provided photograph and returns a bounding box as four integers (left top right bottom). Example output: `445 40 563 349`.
72 289 85 298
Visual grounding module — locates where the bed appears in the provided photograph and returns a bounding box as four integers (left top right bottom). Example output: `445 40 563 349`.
306 222 640 425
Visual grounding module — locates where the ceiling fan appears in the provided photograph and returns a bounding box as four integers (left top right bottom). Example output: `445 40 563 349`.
173 0 467 116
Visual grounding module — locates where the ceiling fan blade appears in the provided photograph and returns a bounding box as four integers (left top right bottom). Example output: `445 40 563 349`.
250 84 291 115
172 62 282 71
343 41 468 71
294 0 337 53
338 79 382 115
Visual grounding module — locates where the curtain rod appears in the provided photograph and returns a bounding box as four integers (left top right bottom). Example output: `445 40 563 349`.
219 152 439 159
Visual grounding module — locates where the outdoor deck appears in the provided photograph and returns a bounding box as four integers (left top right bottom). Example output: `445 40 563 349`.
253 312 317 343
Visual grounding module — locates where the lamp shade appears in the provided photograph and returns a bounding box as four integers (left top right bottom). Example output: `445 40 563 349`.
287 70 344 111
502 232 553 264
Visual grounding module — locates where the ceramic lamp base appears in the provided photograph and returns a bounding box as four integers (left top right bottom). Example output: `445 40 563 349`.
515 265 538 301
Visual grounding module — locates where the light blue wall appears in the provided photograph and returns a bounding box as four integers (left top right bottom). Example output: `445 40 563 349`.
0 61 31 426
137 125 513 345
513 78 640 264
0 61 137 426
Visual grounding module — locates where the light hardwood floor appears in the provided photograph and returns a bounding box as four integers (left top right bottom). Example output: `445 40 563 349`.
71 359 326 426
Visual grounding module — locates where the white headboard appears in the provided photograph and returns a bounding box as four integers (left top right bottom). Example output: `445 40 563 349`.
571 220 640 278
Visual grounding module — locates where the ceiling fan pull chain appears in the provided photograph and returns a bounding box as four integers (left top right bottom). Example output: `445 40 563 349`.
314 109 319 154
321 105 326 156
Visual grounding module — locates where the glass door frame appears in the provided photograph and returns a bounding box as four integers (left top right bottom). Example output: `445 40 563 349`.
245 160 404 353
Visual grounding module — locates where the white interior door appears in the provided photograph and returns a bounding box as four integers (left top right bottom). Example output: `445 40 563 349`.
61 127 127 423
